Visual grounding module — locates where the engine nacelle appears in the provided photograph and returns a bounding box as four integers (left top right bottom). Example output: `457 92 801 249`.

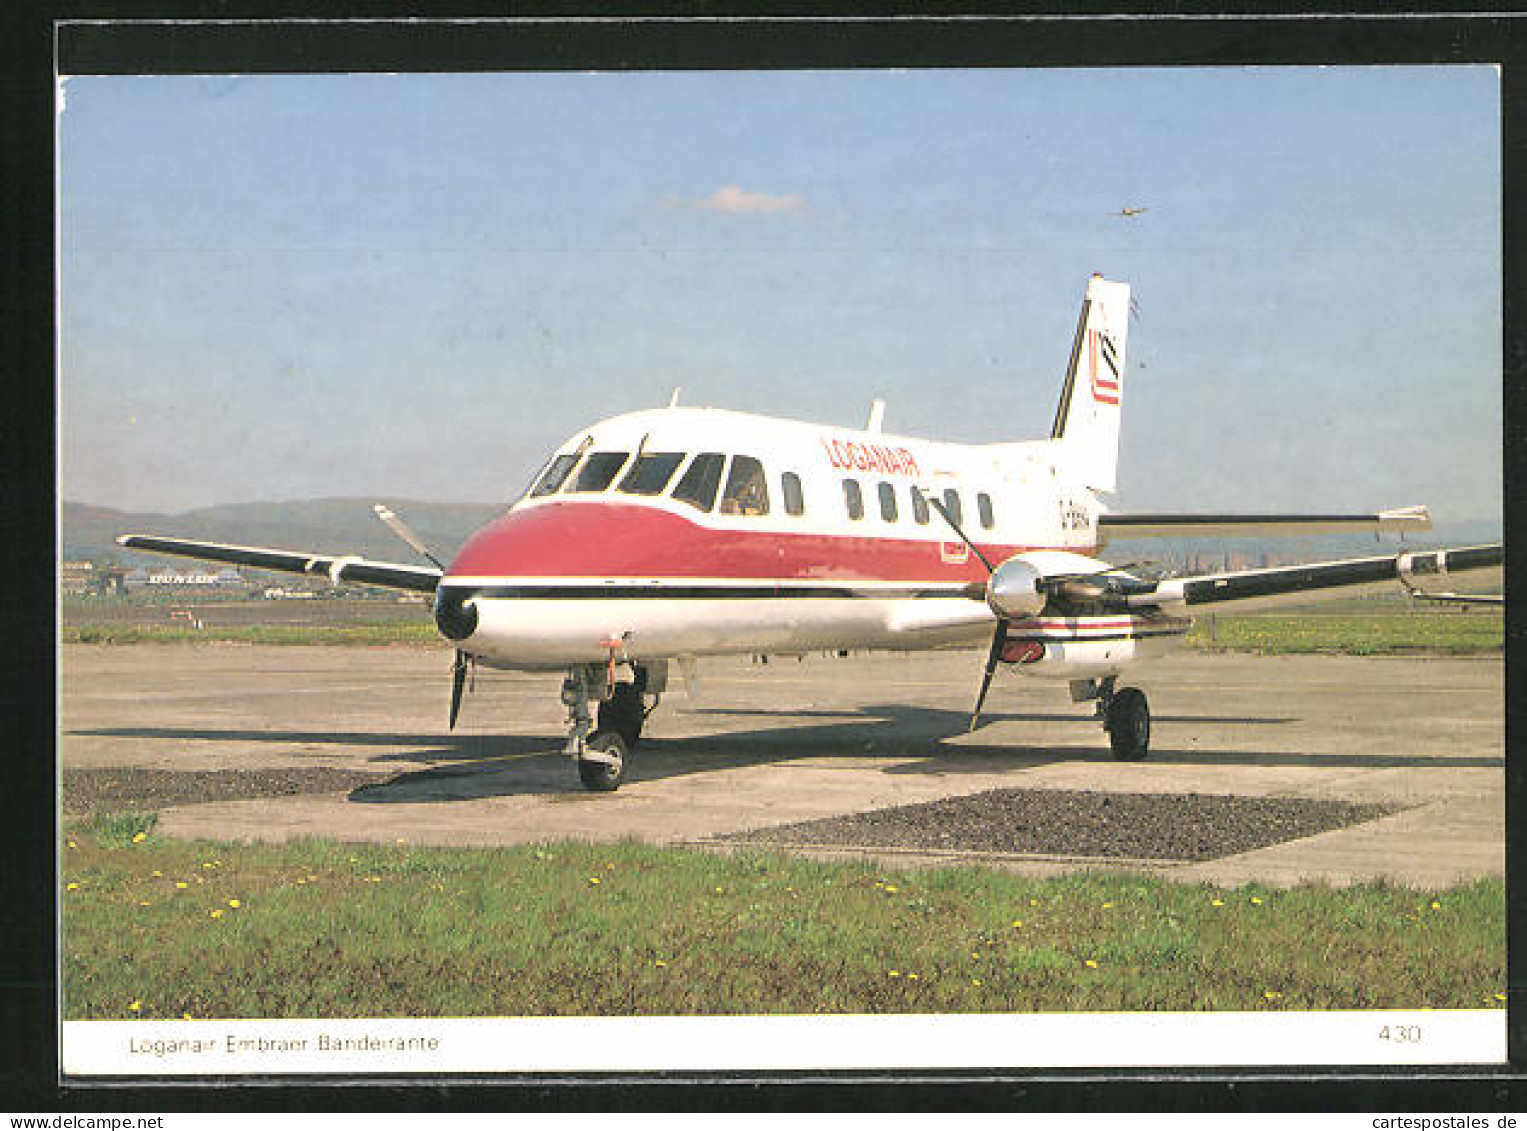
986 555 1048 619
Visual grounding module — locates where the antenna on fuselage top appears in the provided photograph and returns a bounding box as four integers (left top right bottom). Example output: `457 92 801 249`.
668 387 682 407
866 398 885 433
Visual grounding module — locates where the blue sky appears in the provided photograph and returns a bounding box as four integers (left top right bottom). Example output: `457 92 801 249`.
59 67 1500 521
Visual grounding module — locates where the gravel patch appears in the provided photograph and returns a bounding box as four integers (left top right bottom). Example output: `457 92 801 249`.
61 766 393 815
718 788 1403 862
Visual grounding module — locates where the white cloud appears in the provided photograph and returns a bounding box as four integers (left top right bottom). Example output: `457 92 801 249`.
667 184 808 216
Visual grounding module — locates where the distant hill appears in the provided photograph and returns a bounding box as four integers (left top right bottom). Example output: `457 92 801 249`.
64 497 1501 575
62 498 503 567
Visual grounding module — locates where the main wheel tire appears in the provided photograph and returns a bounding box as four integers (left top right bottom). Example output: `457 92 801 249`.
1105 687 1150 762
598 682 645 748
577 729 627 792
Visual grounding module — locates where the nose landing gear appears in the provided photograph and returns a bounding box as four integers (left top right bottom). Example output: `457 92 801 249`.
561 660 664 792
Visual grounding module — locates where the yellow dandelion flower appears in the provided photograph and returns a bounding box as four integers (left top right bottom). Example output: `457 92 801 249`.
131 832 147 844
128 1000 141 1013
227 899 240 909
887 970 901 978
348 856 358 863
1101 902 1114 909
202 863 214 870
1264 991 1282 1000
295 878 307 885
181 1013 193 1021
1211 898 1225 907
1431 900 1442 910
1250 896 1263 905
1495 993 1507 1002
588 877 601 885
884 885 898 894
715 886 725 894
907 973 919 980
175 881 188 890
1010 920 1023 928
210 909 225 919
66 882 79 891
151 870 163 878
654 960 667 968
1085 960 1099 969
972 979 982 987
66 839 77 849
137 900 151 907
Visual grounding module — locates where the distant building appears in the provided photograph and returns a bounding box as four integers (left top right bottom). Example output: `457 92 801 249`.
124 567 249 592
60 561 95 596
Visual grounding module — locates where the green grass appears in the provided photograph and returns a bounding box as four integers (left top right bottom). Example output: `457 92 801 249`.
62 622 439 646
61 827 1505 1020
1187 613 1502 655
65 612 1503 654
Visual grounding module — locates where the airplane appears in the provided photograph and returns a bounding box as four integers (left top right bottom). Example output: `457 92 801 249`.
1115 206 1149 218
117 275 1504 792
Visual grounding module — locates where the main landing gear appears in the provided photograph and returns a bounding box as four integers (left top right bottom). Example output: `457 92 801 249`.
561 661 662 792
1072 676 1152 762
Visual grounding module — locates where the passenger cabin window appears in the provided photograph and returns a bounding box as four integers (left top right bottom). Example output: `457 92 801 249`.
719 455 770 516
568 451 630 493
977 492 995 530
942 489 964 528
530 453 580 497
878 482 898 522
671 452 725 512
910 487 929 525
781 472 805 516
618 452 685 496
842 479 864 520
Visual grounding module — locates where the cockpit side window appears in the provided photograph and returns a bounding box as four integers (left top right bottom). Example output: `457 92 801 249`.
618 452 686 496
567 451 631 493
529 453 580 497
671 452 725 512
719 455 770 516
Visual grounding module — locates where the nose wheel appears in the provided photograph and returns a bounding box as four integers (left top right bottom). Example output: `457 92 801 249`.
577 729 628 792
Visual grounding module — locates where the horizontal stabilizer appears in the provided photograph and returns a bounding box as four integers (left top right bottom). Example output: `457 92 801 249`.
1099 506 1431 539
116 534 442 593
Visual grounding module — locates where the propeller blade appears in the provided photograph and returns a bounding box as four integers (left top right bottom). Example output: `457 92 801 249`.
448 649 468 730
923 491 997 574
970 617 1009 731
374 504 445 569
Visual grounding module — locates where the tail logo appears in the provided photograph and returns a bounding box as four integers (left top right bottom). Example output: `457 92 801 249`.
1089 329 1120 405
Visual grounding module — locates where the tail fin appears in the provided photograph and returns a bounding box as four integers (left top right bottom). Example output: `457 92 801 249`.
1048 274 1131 494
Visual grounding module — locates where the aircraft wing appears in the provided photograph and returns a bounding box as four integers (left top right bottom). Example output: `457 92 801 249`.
1098 505 1431 539
115 535 442 594
1407 591 1503 607
1121 543 1501 615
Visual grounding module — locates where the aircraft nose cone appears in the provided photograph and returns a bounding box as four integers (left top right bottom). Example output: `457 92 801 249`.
434 588 479 642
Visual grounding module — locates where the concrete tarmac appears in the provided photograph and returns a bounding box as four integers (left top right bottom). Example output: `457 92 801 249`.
59 643 1504 888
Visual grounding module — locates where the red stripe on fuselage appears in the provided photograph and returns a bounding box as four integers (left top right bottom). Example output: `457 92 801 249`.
446 500 1071 584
